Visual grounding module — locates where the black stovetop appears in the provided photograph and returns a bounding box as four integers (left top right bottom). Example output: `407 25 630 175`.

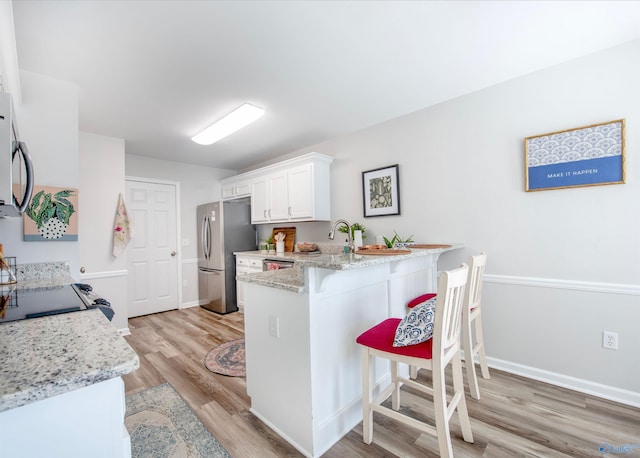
0 284 88 323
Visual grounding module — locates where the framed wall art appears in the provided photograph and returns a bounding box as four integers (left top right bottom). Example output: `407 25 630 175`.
525 119 625 192
362 164 400 217
23 186 78 241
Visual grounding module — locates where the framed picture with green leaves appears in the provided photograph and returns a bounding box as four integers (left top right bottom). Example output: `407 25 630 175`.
362 164 400 217
23 186 78 241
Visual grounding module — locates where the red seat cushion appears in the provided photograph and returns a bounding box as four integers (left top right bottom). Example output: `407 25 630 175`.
407 293 437 309
356 318 433 359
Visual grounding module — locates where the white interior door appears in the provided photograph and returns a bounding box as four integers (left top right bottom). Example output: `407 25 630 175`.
126 179 179 317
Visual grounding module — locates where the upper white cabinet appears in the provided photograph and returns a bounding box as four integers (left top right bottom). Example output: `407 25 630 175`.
287 164 314 219
225 153 332 224
250 176 269 223
221 177 251 200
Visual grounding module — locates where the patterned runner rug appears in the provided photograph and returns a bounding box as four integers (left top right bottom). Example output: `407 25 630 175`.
125 383 230 458
204 338 246 377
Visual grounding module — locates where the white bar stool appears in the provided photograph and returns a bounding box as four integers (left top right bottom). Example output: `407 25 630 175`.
356 263 474 457
462 252 490 400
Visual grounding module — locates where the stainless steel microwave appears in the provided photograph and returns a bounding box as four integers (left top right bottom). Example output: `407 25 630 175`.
0 92 34 217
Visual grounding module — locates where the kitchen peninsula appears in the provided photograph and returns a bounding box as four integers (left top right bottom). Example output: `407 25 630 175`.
0 263 139 457
238 244 461 458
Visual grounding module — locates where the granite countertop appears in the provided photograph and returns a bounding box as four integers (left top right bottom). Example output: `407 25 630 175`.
13 261 75 291
0 309 139 413
13 276 75 292
236 243 462 293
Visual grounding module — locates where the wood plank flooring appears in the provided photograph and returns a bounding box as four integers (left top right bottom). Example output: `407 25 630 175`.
123 307 640 457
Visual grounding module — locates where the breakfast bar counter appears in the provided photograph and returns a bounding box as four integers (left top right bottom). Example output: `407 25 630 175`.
240 244 461 457
237 243 462 293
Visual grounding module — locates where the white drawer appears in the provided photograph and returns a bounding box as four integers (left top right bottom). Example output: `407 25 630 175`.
237 256 264 273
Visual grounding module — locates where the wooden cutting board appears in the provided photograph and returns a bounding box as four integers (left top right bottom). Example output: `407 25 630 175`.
356 248 411 256
272 227 296 252
410 244 452 249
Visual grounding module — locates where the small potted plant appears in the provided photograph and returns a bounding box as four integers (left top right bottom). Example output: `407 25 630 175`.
338 222 366 240
266 235 276 254
383 231 414 248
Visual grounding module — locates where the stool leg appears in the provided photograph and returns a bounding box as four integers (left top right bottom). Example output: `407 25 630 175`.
474 311 490 379
409 365 418 379
362 348 374 444
391 360 400 410
433 363 454 458
452 353 474 444
464 311 481 400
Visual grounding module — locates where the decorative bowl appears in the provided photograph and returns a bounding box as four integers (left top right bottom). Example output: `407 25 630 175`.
297 242 318 252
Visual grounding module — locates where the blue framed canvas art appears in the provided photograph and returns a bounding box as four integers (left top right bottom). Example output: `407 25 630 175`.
525 119 625 192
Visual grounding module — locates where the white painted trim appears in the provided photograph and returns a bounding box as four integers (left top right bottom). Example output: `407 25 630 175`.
220 152 333 184
249 408 312 458
182 258 198 264
118 327 131 336
180 300 200 309
79 270 128 280
487 356 640 408
484 274 640 296
175 183 183 309
125 175 179 186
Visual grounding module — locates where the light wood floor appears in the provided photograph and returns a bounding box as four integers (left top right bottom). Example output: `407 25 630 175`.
123 306 640 457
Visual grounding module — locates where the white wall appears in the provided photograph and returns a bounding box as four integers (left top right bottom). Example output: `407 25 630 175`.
78 132 128 332
265 40 640 404
0 70 80 274
124 154 234 306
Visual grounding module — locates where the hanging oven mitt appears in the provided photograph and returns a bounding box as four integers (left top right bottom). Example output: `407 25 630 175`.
112 193 135 257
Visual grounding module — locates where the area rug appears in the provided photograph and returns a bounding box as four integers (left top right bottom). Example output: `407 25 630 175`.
204 338 246 377
125 383 230 458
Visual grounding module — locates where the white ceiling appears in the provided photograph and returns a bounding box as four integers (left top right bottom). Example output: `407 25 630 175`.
11 1 640 171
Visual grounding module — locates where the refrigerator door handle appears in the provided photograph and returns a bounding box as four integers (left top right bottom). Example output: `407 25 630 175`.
201 214 209 260
200 269 220 275
206 215 212 259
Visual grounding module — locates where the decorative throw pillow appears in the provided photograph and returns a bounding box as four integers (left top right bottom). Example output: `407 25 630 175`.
393 297 436 347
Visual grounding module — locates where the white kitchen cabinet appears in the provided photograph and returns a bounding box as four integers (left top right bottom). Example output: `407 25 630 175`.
221 177 251 200
250 177 269 223
287 163 314 219
267 171 289 220
245 153 332 224
236 255 263 308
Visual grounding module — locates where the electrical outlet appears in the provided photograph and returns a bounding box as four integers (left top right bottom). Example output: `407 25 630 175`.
602 331 618 350
269 315 280 338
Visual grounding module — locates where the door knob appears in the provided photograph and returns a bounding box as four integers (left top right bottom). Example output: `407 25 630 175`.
171 251 177 257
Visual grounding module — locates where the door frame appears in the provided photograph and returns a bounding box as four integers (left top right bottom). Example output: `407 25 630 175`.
125 176 183 310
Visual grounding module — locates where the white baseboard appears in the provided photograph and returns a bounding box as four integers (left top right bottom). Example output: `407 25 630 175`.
118 327 131 336
249 408 312 458
487 356 640 408
180 300 201 309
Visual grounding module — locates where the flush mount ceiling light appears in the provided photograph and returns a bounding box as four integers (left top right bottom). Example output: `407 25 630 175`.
191 103 265 145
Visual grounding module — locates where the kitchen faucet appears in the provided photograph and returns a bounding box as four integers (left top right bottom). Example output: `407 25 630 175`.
328 219 354 253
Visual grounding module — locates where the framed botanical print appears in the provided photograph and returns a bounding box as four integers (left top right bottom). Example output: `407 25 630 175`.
362 164 400 217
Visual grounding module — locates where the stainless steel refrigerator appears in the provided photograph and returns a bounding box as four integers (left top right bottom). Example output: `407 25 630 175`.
198 200 256 314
